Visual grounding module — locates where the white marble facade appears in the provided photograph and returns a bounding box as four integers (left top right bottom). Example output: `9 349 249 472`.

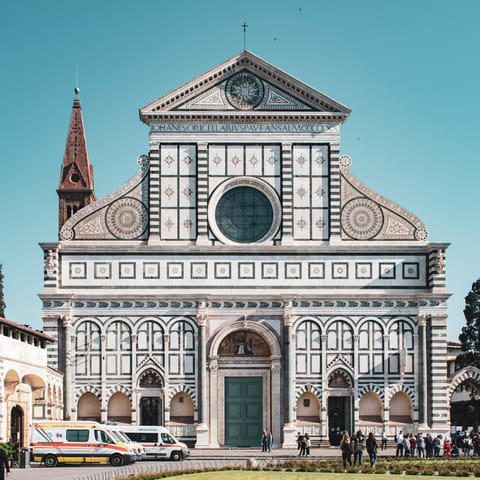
41 51 450 447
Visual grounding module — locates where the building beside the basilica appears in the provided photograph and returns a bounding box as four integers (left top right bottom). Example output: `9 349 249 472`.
0 317 63 447
41 51 451 447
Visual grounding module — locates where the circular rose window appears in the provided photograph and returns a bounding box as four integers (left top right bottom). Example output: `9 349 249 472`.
208 178 281 245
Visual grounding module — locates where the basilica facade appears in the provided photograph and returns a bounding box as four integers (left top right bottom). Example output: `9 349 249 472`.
41 51 450 447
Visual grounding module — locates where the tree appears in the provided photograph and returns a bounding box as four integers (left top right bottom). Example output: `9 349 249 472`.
458 279 480 369
0 264 5 318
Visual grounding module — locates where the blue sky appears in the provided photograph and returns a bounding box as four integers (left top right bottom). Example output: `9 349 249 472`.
1 0 478 340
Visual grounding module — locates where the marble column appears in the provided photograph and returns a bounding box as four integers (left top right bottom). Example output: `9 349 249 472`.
282 308 297 447
62 315 73 420
195 311 210 446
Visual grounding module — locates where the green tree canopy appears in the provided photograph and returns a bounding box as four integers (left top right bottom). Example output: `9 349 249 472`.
458 279 480 369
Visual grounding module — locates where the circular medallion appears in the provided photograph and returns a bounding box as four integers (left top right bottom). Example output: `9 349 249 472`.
415 227 428 241
226 72 264 110
341 197 383 240
60 227 74 241
106 197 148 239
208 177 281 245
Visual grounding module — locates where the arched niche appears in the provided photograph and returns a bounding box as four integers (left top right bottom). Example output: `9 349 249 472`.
77 392 101 422
296 392 321 423
389 391 413 424
107 392 132 423
359 392 383 423
170 392 194 424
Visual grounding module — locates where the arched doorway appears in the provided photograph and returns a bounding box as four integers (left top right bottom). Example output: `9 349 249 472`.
10 405 24 446
138 369 163 425
209 320 281 447
327 368 353 446
449 367 480 430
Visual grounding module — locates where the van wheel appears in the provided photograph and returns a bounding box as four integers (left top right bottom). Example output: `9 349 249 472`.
44 455 58 467
110 454 125 467
170 451 182 461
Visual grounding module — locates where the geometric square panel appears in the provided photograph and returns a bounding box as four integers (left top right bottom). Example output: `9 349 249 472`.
191 262 208 279
70 262 86 279
94 262 111 279
262 263 278 279
403 262 419 279
167 262 184 279
285 262 302 279
355 262 372 279
119 262 136 279
238 262 255 279
308 262 325 279
332 262 348 279
143 262 160 279
215 263 231 279
379 262 396 279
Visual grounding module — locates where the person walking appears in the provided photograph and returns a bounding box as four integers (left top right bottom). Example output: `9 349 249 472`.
0 447 10 480
366 432 378 467
340 431 352 470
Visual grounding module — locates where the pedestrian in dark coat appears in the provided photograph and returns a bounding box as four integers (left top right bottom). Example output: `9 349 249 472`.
0 447 10 480
366 432 378 467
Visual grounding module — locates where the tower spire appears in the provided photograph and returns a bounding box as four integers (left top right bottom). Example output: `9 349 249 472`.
57 88 95 233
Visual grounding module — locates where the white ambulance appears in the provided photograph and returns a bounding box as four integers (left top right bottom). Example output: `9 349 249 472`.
119 425 190 461
30 421 137 467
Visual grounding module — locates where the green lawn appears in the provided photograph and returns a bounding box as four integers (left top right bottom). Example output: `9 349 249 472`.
173 471 467 480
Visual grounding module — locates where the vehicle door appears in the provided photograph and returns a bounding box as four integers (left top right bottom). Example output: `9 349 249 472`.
93 428 113 461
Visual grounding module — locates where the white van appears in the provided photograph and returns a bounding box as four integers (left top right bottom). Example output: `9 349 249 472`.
30 421 137 467
106 425 146 460
119 426 190 461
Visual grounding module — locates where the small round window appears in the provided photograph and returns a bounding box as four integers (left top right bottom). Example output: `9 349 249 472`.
215 186 273 243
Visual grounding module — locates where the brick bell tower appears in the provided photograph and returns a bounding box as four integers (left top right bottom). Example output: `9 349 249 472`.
57 88 95 233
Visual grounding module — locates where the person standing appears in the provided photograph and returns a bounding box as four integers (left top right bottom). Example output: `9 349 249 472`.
261 430 268 452
381 430 388 450
340 431 352 469
0 447 10 480
416 433 425 458
366 432 378 467
396 431 404 457
267 431 273 452
353 430 365 465
305 433 311 456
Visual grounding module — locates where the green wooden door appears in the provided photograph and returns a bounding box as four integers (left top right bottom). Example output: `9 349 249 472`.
224 377 263 446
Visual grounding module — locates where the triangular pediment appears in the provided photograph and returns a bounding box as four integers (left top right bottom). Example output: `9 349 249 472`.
140 51 350 122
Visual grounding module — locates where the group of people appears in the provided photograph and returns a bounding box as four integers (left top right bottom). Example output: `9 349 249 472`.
340 430 379 468
296 433 312 456
395 431 446 458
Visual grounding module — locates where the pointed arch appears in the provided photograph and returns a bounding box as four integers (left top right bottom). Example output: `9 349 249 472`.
358 383 385 402
387 384 416 407
75 384 101 402
295 383 322 400
449 366 480 400
105 384 132 401
168 384 196 405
